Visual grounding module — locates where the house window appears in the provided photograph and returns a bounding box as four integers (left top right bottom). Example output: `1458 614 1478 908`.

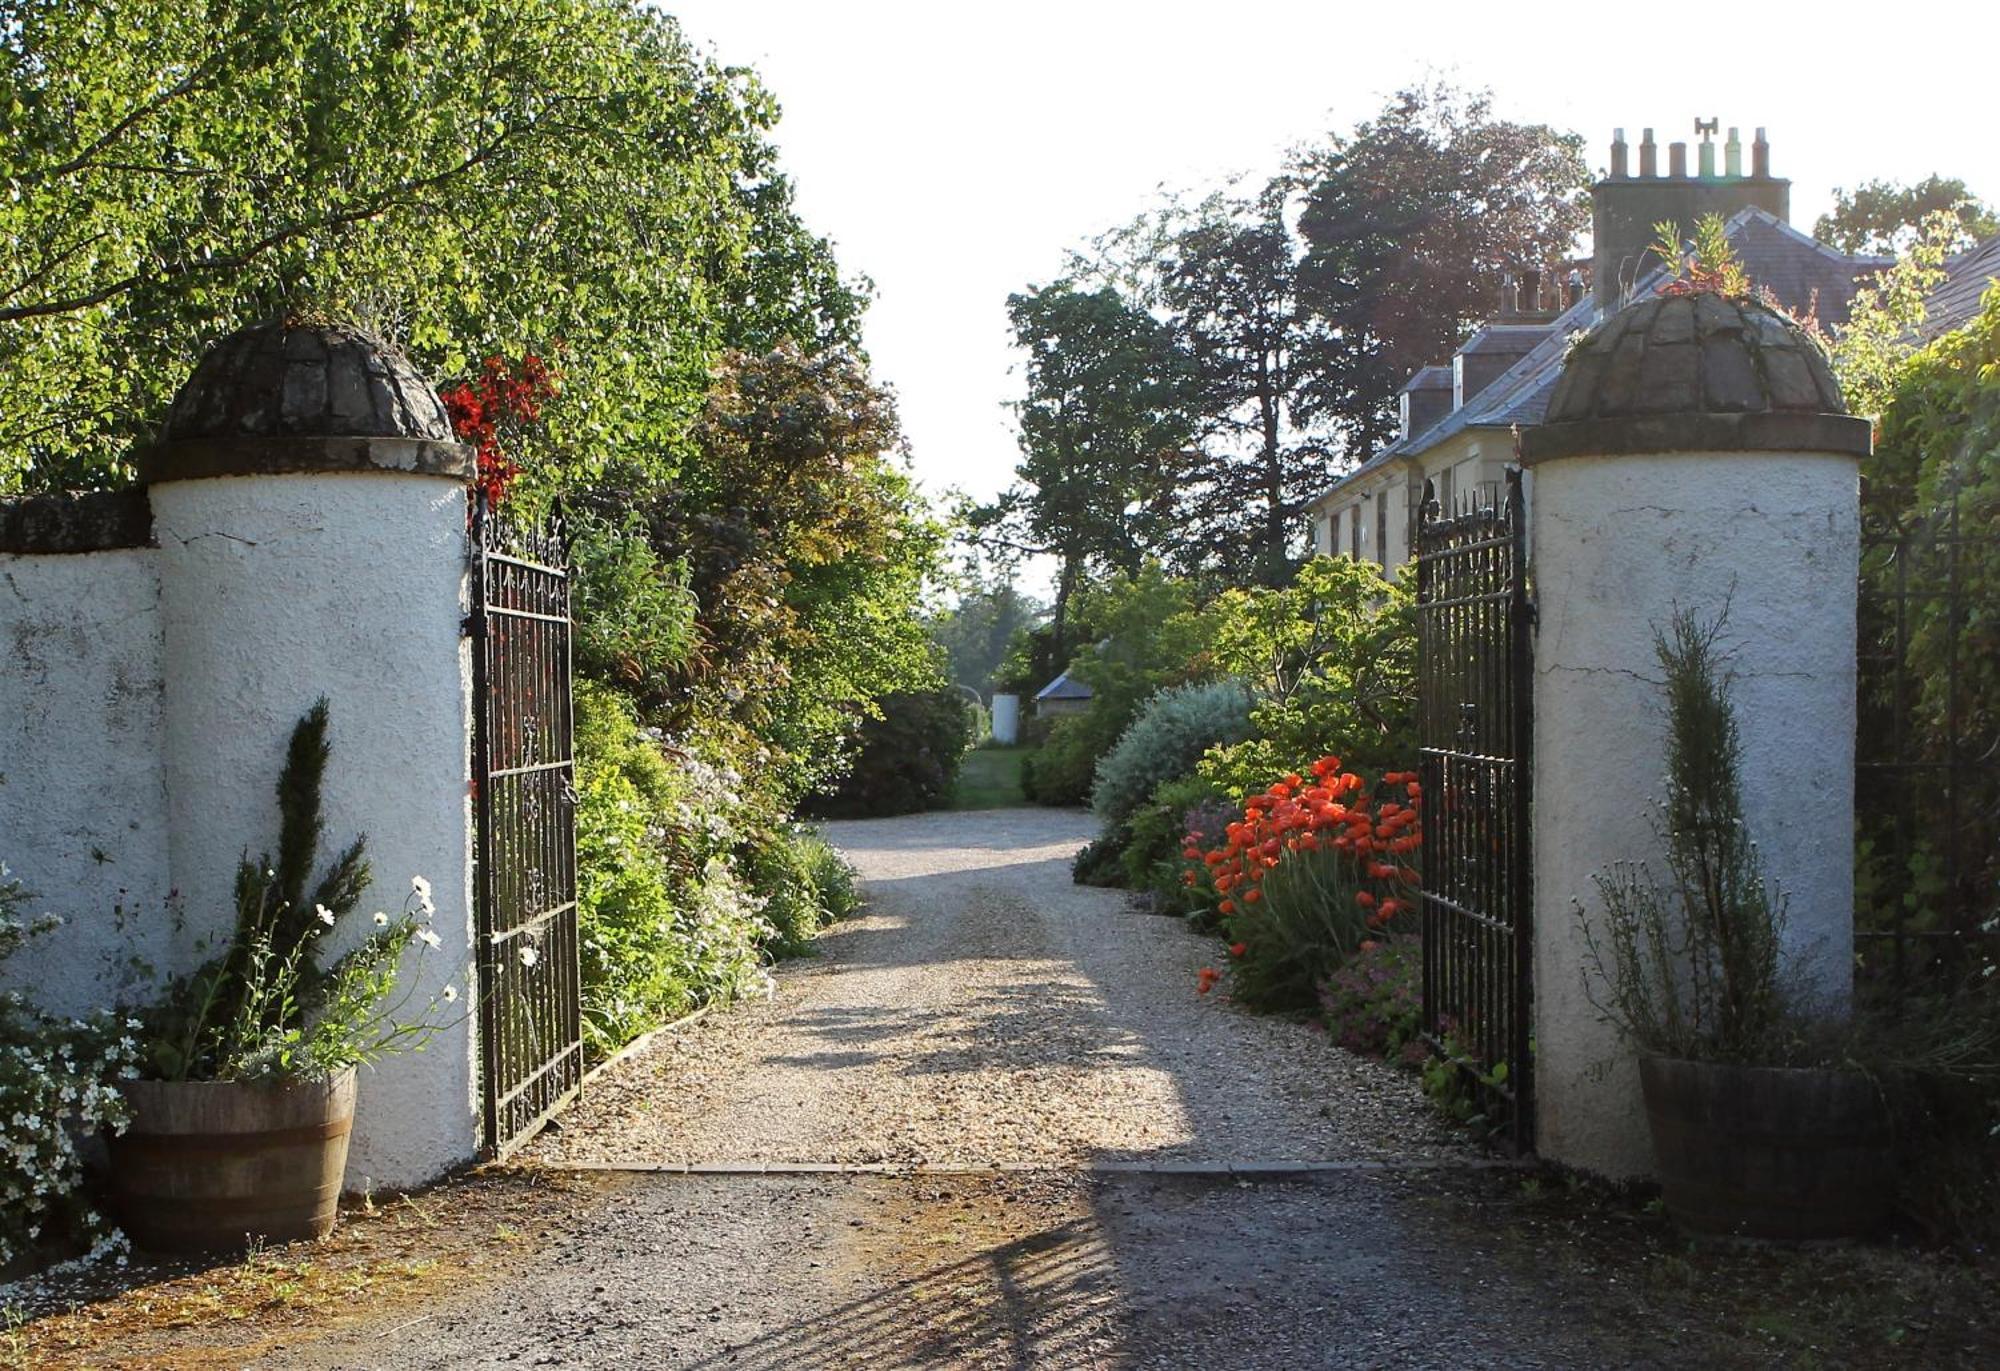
1376 495 1388 566
1348 505 1362 559
1434 465 1455 513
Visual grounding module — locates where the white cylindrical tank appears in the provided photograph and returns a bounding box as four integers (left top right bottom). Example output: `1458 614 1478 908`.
990 692 1021 745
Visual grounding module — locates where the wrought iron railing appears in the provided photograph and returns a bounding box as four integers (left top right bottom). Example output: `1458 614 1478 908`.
470 492 582 1157
1855 487 1999 997
1415 468 1534 1151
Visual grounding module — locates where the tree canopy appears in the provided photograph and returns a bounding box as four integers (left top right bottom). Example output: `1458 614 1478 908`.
1814 176 1998 257
1159 189 1322 587
970 279 1197 653
0 0 863 493
970 82 1587 587
1291 83 1590 456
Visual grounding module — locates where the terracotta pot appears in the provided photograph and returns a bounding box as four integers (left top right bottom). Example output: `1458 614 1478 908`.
106 1068 356 1252
1638 1054 1893 1240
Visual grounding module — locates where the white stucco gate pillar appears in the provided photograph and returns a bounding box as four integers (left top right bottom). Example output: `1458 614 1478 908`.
142 320 481 1188
1517 293 1871 1178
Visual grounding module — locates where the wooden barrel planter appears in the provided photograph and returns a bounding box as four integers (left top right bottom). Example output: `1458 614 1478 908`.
1638 1055 1894 1240
106 1068 357 1253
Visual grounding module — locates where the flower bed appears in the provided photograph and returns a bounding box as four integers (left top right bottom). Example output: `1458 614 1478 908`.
1183 756 1421 1011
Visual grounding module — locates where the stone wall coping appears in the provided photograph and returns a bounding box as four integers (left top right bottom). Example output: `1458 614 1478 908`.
139 435 474 485
1519 410 1872 465
0 488 155 555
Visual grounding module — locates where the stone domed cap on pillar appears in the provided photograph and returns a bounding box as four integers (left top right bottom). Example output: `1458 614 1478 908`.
140 318 474 483
1520 293 1872 464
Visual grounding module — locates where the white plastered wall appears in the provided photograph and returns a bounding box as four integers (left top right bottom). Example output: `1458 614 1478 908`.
0 547 173 1016
1529 449 1858 1178
149 473 478 1187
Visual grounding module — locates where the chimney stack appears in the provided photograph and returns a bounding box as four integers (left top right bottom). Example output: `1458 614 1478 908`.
1590 120 1790 310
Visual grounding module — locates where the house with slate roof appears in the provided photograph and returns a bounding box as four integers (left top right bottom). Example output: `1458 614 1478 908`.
1922 231 2000 341
1305 125 1891 572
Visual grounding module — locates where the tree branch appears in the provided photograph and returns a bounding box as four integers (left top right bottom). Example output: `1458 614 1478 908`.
0 138 519 324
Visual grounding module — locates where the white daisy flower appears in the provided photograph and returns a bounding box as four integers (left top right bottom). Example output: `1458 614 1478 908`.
316 904 336 927
416 928 442 950
442 985 458 1003
519 944 540 968
373 911 389 927
411 875 435 915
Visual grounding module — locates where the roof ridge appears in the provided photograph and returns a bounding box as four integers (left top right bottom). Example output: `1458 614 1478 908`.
1721 205 1893 267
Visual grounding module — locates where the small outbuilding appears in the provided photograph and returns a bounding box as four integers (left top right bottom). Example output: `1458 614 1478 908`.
1032 670 1093 718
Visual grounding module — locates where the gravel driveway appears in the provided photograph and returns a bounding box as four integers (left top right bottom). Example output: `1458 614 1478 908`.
528 807 1462 1168
61 807 1990 1369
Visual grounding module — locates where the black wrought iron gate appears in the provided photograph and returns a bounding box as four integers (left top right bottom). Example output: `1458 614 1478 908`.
1414 468 1534 1151
470 493 582 1158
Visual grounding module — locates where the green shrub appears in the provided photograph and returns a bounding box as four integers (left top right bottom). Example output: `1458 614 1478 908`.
1021 712 1106 806
1071 829 1130 887
1119 774 1225 911
1225 844 1381 1010
1317 935 1426 1067
1199 558 1416 799
807 687 973 818
570 512 699 692
795 826 863 922
574 682 771 1057
742 824 863 955
1091 680 1251 828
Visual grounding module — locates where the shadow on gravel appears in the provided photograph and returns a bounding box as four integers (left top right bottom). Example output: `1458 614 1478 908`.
678 1213 1119 1371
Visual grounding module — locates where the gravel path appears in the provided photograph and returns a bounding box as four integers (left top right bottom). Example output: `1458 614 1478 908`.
268 1170 1676 1371
528 807 1463 1168
48 807 1992 1369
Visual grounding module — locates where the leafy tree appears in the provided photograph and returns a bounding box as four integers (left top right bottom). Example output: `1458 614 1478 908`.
1855 281 2000 986
0 0 861 493
1292 83 1590 457
582 345 945 805
1815 177 1999 257
970 280 1197 656
930 578 1044 699
1158 188 1326 585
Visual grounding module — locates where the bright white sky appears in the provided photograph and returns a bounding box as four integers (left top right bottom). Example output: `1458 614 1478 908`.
666 0 1997 519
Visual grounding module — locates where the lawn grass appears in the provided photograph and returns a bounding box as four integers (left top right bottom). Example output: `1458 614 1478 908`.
951 746 1035 810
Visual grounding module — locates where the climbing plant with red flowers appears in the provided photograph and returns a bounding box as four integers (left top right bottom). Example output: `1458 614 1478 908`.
440 353 559 505
1182 755 1421 1009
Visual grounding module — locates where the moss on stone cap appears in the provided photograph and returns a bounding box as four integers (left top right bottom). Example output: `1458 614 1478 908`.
1522 293 1871 464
